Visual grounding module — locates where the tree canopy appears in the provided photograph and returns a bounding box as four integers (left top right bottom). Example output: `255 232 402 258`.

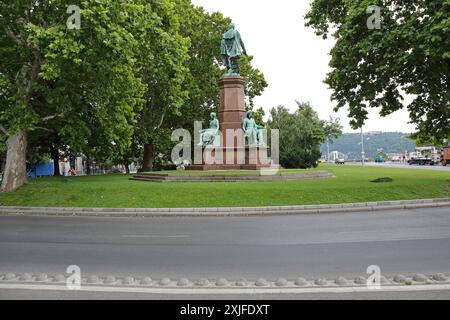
268 102 327 169
1 0 156 191
306 0 450 143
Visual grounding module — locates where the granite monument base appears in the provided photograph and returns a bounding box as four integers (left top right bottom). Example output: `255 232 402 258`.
188 146 274 171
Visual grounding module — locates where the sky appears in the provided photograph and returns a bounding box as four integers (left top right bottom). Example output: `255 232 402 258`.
191 0 417 134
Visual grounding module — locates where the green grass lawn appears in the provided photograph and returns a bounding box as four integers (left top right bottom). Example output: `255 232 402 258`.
0 164 449 208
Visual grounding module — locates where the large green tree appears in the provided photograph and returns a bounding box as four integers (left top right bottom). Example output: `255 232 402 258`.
0 0 152 192
305 0 450 142
133 0 190 172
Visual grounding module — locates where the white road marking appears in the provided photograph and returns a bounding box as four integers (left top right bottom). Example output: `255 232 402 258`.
121 235 191 239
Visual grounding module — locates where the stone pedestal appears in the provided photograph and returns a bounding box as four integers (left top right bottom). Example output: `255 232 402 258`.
218 76 247 148
188 146 271 170
188 75 272 171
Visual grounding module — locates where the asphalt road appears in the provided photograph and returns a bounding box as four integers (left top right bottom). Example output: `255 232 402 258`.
347 162 450 171
1 206 450 280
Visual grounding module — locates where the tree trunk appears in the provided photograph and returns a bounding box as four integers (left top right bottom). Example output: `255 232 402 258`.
51 146 60 176
0 153 5 175
124 161 130 175
86 158 91 176
0 131 28 193
142 143 155 172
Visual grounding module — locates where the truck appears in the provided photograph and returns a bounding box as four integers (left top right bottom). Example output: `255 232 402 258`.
441 147 450 166
408 147 440 166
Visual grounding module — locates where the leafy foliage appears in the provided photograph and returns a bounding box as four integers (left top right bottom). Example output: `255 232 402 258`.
251 107 266 126
324 116 343 145
268 102 326 168
305 0 450 141
130 0 190 170
0 0 151 167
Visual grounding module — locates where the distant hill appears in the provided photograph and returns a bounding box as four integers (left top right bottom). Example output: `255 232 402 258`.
321 132 416 160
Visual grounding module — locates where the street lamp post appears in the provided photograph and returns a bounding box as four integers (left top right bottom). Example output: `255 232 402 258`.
327 139 330 163
361 127 365 166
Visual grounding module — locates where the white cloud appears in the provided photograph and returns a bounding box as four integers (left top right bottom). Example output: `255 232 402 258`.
191 0 417 134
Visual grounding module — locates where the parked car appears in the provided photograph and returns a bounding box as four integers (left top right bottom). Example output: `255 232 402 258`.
375 155 386 163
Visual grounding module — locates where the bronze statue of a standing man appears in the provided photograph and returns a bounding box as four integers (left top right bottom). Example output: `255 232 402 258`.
221 23 247 75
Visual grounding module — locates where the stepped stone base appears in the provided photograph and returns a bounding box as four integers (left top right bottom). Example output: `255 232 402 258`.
130 171 334 183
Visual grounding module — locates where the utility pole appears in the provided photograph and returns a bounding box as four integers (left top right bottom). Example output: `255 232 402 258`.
327 139 330 163
361 127 365 166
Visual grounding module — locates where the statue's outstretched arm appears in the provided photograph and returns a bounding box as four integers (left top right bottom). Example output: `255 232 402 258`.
238 31 247 56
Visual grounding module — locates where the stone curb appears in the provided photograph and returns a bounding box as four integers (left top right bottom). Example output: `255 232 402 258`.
0 272 448 289
0 198 449 218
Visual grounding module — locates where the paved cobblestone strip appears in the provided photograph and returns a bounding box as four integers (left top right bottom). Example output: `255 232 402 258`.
0 272 449 292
